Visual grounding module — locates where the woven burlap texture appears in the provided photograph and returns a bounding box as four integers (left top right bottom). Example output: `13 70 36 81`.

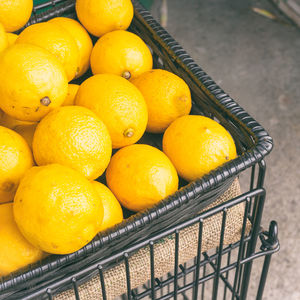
55 178 250 300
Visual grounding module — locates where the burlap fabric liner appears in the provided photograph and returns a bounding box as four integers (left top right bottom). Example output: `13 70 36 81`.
55 178 250 300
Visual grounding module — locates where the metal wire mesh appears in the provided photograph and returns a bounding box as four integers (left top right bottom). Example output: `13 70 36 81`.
6 162 278 300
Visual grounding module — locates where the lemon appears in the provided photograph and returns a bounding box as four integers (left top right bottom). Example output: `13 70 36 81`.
106 144 178 212
75 74 148 149
90 30 153 79
14 164 104 254
33 106 112 180
76 0 134 37
0 203 44 276
131 69 192 133
0 126 33 204
0 0 33 32
92 181 123 232
163 115 237 182
0 44 68 122
49 17 93 78
16 22 80 81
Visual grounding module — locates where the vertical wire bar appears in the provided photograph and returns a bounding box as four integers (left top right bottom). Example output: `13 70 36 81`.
248 165 256 218
193 219 203 299
150 241 156 300
173 230 180 300
237 240 250 295
250 165 256 190
212 209 227 300
240 161 266 299
182 262 188 300
223 250 231 300
238 165 256 296
124 253 132 300
183 263 187 287
237 198 253 295
193 257 197 284
236 262 243 296
256 255 273 300
46 289 53 300
160 277 164 298
232 198 250 300
201 264 207 300
71 278 80 300
98 265 107 300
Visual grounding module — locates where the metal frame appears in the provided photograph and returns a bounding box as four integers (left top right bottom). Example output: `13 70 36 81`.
11 161 279 300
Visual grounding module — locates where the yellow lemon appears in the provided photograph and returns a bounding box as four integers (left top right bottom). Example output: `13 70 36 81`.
0 126 33 204
163 115 237 182
0 203 44 277
16 22 80 81
92 181 123 232
6 32 18 46
0 0 33 32
49 17 93 78
0 44 68 122
33 106 112 180
62 84 80 106
0 22 8 53
90 30 153 79
13 164 104 254
131 69 192 133
106 144 178 212
76 0 134 37
75 74 148 149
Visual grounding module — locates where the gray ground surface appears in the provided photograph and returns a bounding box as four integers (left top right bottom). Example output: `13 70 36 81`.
151 0 300 299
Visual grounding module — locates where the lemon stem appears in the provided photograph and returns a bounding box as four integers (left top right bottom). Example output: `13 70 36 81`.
122 71 131 80
40 97 51 106
123 128 134 138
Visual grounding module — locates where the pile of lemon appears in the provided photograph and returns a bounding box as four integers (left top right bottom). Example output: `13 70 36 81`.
0 0 237 276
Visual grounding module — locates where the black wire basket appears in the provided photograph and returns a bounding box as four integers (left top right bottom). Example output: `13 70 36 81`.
0 1 279 299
